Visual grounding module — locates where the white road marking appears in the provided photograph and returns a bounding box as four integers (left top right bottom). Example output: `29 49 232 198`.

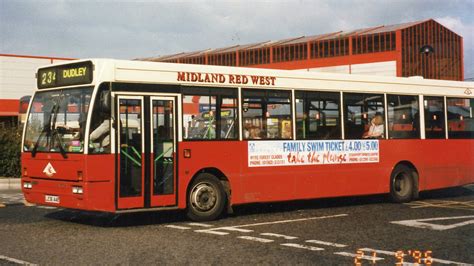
260 233 298 240
23 200 36 207
37 206 57 210
164 225 191 230
220 227 253 233
405 200 474 211
187 222 213 227
391 215 474 231
210 214 348 231
334 252 384 261
235 213 348 228
195 230 229 236
432 257 474 265
194 214 347 236
238 236 274 243
306 240 347 248
281 243 324 251
0 255 37 265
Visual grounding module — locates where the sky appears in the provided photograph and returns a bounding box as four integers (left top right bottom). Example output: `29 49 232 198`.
1 0 473 79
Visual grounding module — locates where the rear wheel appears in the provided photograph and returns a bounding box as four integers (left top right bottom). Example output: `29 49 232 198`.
390 164 415 203
186 173 226 221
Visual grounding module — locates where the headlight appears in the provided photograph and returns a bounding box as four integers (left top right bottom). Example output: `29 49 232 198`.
72 186 83 194
23 182 32 189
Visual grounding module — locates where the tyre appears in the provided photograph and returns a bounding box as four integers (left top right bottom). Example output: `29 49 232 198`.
186 173 226 221
389 164 415 203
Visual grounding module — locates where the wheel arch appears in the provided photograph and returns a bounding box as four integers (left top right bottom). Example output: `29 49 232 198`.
187 167 233 213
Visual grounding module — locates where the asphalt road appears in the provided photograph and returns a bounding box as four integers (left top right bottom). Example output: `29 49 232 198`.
1 186 473 265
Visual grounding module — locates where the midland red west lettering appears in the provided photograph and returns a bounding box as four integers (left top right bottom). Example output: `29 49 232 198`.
177 72 225 83
177 72 276 86
250 75 276 86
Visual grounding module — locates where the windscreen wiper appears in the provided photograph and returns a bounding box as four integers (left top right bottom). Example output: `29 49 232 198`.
31 103 57 157
51 128 68 159
49 96 68 159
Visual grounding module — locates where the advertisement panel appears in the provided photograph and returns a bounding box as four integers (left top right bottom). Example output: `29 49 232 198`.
248 140 379 167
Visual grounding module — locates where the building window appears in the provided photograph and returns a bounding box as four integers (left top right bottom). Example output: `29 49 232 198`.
323 41 329 57
318 42 324 58
447 98 474 139
424 96 445 139
242 89 292 140
343 93 385 139
387 95 420 139
296 91 341 140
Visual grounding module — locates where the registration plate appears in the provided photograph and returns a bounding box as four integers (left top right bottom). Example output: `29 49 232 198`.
45 195 60 204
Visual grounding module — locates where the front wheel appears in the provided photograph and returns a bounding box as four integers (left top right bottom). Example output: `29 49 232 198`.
186 173 226 221
389 165 415 203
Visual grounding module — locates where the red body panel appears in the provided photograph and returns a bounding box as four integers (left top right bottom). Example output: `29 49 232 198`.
22 153 115 212
177 140 473 208
22 139 474 213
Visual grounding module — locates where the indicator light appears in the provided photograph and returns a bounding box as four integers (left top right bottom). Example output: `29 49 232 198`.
184 149 191 158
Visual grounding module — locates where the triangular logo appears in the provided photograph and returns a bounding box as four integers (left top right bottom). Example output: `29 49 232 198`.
43 162 57 177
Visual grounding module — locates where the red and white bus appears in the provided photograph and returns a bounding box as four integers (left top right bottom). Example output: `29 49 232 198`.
21 59 474 221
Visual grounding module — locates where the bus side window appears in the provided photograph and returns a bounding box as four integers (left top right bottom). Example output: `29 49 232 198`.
343 93 385 139
182 87 238 141
242 89 292 140
447 98 474 139
296 91 341 140
219 97 238 139
424 96 445 139
387 94 420 139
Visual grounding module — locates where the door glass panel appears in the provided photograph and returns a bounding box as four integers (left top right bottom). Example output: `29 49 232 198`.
152 100 174 195
119 98 142 197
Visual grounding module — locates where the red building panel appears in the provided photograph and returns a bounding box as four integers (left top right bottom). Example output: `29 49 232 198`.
141 19 463 81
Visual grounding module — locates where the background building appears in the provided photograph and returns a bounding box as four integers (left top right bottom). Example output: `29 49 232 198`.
0 54 73 126
141 19 463 81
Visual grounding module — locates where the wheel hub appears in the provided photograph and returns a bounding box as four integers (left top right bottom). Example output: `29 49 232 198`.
191 183 217 212
394 173 409 196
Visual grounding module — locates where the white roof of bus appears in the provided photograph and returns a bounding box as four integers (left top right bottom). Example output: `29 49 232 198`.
39 58 474 98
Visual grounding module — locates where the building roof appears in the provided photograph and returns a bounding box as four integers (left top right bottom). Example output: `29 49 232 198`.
139 18 444 61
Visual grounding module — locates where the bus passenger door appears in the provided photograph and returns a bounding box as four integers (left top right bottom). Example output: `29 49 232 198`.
117 96 145 209
149 96 177 207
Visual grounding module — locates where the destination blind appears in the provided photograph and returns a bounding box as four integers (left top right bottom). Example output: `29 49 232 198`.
37 61 93 89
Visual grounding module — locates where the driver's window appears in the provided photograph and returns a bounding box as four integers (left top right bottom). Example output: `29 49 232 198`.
89 83 111 154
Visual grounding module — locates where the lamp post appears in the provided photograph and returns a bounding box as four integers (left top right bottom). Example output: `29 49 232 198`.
420 45 434 55
419 45 434 78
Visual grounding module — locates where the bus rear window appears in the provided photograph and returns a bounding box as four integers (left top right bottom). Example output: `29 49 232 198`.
447 98 474 139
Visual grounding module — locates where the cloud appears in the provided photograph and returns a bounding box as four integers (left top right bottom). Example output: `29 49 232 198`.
436 16 474 78
0 0 473 78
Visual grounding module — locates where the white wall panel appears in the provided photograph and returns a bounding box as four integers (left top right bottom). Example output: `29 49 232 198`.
0 56 72 99
303 61 396 77
350 61 396 76
307 65 350 74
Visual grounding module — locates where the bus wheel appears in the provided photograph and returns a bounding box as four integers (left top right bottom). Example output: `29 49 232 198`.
389 164 415 203
186 173 226 221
